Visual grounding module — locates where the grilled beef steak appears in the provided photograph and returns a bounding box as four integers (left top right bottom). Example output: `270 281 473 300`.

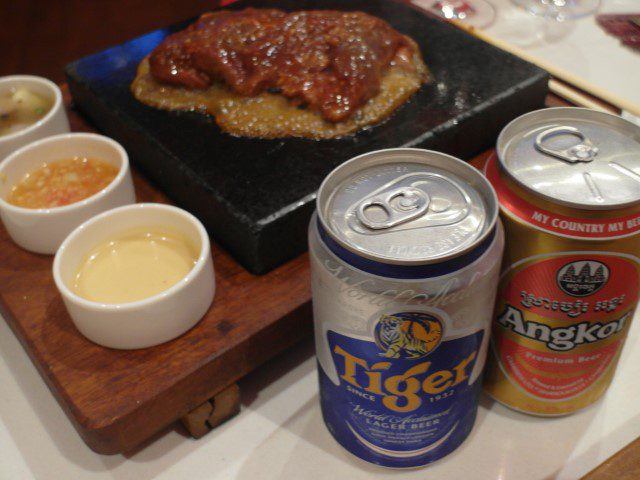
148 9 422 122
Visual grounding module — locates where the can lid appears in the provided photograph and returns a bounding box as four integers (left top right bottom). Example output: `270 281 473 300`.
497 108 640 209
317 149 497 265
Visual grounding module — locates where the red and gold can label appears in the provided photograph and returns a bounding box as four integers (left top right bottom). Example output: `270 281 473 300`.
486 252 639 414
485 155 640 240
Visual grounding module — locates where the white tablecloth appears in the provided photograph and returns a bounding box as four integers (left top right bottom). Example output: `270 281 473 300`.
485 0 640 112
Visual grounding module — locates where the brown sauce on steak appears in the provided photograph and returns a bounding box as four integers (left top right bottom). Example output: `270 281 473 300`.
133 8 429 139
147 9 425 123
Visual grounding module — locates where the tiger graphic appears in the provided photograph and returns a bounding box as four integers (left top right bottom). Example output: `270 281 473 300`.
376 313 442 359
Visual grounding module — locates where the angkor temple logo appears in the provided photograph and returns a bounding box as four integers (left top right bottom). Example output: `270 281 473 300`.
556 260 609 297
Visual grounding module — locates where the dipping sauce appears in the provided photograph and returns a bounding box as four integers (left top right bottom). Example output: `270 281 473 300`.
6 157 119 209
72 226 199 304
0 87 53 136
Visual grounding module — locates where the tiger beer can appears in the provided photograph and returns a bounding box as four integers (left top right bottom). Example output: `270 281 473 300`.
309 148 504 468
483 108 640 416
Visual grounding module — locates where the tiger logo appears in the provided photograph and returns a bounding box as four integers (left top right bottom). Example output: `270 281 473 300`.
374 312 443 359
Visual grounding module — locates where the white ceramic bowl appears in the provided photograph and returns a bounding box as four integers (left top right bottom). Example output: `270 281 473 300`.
53 203 216 349
0 133 136 254
0 75 70 160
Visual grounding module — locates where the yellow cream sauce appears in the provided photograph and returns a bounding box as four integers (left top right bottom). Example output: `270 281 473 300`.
72 226 199 304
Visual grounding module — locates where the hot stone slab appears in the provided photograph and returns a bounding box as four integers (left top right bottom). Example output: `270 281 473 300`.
65 0 548 274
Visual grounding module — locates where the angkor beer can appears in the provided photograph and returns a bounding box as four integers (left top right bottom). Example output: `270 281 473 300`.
309 148 504 468
484 108 640 416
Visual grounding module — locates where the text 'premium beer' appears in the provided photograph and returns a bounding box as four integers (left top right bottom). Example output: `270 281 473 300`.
309 149 504 468
484 108 640 416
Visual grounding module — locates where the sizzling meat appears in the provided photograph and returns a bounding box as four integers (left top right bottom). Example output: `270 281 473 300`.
149 9 421 122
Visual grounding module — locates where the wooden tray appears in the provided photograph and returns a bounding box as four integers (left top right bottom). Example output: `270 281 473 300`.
0 87 313 454
0 88 568 456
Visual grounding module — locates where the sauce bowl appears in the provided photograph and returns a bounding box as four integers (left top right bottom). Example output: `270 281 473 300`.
0 75 70 160
0 132 135 254
53 203 215 349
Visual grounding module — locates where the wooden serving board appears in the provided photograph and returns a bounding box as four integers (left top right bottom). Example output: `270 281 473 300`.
0 86 313 454
0 86 582 458
0 89 563 455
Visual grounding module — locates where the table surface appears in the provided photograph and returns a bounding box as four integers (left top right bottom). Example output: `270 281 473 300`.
2 2 640 479
2 310 639 480
485 0 640 111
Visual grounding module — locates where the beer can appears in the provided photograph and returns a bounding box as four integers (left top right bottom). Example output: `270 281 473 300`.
309 148 504 468
483 108 640 416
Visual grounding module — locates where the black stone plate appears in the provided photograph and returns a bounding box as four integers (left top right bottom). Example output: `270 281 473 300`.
66 0 548 274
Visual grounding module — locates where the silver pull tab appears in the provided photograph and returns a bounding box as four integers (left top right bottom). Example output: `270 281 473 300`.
356 186 429 230
535 126 598 163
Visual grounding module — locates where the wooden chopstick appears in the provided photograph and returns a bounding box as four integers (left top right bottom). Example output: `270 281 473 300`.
548 79 618 114
448 19 640 117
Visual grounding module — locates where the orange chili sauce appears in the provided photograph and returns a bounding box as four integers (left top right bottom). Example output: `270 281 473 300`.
6 157 119 209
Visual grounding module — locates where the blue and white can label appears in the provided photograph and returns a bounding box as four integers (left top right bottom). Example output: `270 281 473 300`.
309 214 504 468
310 149 504 467
319 310 484 468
